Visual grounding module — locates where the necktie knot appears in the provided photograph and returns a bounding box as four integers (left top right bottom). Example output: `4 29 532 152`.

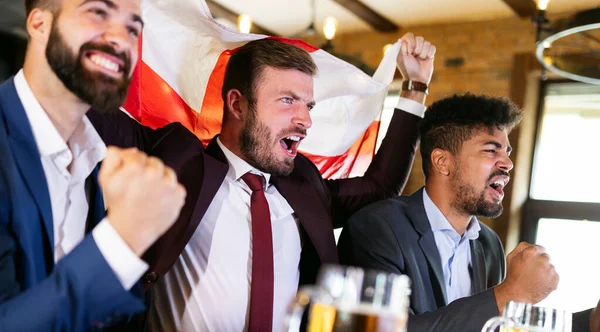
242 172 264 192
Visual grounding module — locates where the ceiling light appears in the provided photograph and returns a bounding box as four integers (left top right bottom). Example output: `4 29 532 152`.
537 0 550 11
238 14 252 34
323 17 338 41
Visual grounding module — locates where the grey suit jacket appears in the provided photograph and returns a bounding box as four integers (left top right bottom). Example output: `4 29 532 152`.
338 187 506 332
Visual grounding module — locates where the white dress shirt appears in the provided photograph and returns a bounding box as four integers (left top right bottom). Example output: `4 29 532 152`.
14 70 147 290
422 188 481 304
151 101 426 332
151 138 301 332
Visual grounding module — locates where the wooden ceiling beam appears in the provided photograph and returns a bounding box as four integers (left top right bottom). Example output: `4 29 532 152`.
333 0 399 32
502 0 538 18
205 0 277 36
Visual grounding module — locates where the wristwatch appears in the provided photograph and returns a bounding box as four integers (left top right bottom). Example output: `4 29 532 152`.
401 80 429 95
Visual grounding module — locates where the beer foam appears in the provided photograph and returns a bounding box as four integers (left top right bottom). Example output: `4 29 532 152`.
330 302 409 318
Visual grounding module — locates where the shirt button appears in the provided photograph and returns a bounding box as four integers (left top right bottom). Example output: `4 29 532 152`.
144 271 158 284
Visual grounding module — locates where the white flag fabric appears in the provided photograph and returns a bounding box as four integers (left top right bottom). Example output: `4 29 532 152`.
123 0 401 178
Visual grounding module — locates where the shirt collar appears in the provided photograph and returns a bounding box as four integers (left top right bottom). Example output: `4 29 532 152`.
216 137 271 189
14 70 67 157
423 188 481 241
464 218 481 240
70 116 107 168
13 69 106 173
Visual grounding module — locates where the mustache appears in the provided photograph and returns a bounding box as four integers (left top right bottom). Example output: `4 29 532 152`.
80 42 131 73
278 126 307 138
487 170 510 182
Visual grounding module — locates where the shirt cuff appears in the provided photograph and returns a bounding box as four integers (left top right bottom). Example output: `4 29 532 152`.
396 97 427 118
92 219 148 290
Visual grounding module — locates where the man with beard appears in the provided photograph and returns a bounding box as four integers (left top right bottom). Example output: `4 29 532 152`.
338 94 562 331
0 0 186 330
87 33 433 331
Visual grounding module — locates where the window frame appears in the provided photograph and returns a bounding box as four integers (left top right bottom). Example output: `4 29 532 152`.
520 78 600 243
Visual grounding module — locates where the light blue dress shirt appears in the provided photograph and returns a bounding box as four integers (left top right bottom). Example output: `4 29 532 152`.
422 189 481 304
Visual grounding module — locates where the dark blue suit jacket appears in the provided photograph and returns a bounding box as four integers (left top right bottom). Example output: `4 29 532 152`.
0 77 144 331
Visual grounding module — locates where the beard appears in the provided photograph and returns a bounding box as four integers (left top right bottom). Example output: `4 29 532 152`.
450 165 505 219
45 23 132 112
239 104 302 177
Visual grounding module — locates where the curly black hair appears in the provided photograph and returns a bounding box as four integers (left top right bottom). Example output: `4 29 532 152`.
419 93 523 179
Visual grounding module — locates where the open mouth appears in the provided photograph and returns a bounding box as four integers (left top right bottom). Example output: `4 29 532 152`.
488 176 509 199
279 134 304 157
83 50 125 78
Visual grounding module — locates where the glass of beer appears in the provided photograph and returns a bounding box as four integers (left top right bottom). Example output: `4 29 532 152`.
283 265 411 332
481 301 571 332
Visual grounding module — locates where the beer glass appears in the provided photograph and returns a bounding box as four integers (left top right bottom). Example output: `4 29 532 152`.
283 265 411 332
481 301 571 332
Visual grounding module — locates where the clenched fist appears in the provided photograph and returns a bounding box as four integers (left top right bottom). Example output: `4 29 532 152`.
494 242 559 313
99 146 186 256
396 32 436 85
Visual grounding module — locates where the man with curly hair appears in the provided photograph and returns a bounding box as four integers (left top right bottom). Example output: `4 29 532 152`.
339 93 563 331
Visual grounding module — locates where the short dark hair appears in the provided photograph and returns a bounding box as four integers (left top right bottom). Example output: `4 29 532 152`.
221 39 317 122
25 0 59 17
419 93 523 178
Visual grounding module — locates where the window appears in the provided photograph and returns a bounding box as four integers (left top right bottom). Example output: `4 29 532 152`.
530 83 600 203
535 218 600 312
522 81 600 313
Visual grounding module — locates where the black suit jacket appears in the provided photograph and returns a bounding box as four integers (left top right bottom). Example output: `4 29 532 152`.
338 187 506 332
87 107 421 327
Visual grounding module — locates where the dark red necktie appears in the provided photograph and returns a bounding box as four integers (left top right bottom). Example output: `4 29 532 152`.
242 173 274 332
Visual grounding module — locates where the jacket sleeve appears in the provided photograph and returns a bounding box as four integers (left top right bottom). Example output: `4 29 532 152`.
406 289 500 332
572 308 592 332
87 109 191 155
326 109 421 228
0 228 144 332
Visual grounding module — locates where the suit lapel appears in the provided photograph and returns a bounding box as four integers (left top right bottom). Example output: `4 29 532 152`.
144 138 228 276
85 167 106 233
407 188 448 305
273 174 338 265
154 138 228 275
470 238 487 294
0 78 54 250
418 233 448 305
189 139 228 235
